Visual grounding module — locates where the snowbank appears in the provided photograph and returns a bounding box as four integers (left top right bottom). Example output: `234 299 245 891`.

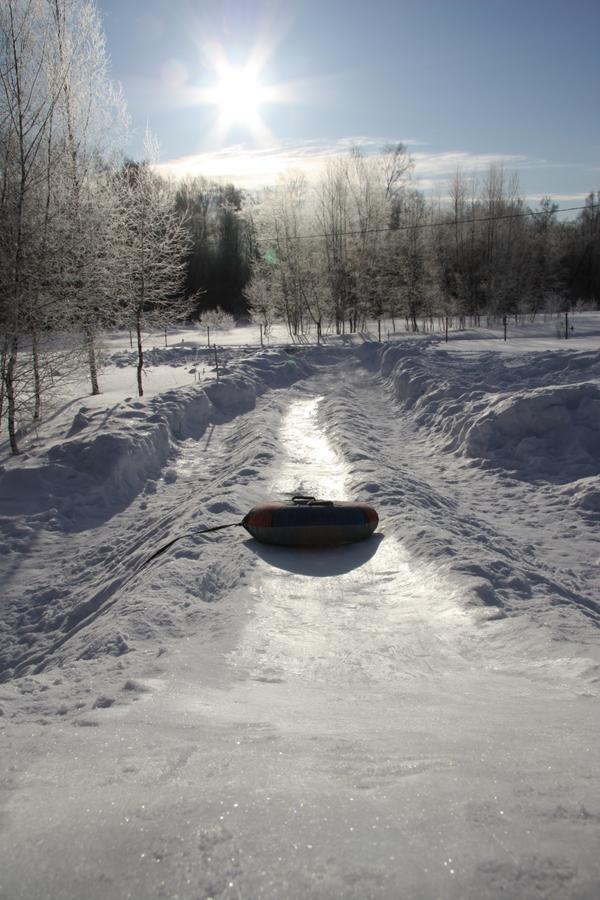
0 349 310 527
462 383 600 481
366 342 600 490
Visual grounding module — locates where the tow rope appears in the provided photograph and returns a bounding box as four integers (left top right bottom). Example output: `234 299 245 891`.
140 521 243 570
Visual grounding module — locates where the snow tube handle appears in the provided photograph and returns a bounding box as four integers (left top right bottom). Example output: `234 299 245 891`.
291 495 334 507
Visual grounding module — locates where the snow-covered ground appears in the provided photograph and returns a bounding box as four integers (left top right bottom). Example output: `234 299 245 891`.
1 318 599 899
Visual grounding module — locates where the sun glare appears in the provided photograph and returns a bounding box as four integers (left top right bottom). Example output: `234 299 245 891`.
198 40 287 145
208 65 265 126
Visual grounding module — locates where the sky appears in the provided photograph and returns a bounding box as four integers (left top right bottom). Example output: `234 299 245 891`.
96 0 600 206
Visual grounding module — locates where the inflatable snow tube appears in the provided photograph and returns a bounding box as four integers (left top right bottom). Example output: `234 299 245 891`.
242 495 379 547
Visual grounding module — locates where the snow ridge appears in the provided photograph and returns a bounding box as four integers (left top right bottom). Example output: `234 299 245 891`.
372 342 600 489
0 349 309 527
0 349 310 680
320 345 600 672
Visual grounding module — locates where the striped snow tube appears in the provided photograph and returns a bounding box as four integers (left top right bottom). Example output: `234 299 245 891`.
242 497 379 547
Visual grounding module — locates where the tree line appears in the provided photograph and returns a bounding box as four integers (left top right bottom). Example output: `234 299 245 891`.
246 154 599 338
1 0 598 455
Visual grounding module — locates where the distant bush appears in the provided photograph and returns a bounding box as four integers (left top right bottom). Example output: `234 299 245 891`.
198 307 235 330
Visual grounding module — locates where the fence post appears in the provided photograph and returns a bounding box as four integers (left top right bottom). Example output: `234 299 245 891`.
378 319 381 342
214 345 219 381
260 324 263 347
503 314 507 342
445 316 449 343
565 311 569 340
207 325 210 348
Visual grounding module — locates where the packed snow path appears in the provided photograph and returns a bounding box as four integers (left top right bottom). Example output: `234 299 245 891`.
1 365 599 899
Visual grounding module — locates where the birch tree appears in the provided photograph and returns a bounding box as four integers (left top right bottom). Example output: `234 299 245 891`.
0 0 126 451
0 0 63 452
249 174 325 338
47 0 126 395
315 145 412 332
116 159 193 397
315 156 353 332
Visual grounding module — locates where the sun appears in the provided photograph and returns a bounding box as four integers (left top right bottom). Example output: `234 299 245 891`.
205 62 271 134
199 42 289 145
208 65 265 126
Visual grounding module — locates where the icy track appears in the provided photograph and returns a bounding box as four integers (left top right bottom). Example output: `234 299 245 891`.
1 344 600 899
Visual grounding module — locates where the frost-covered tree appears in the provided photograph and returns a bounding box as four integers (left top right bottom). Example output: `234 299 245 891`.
0 0 64 452
250 173 325 338
315 155 353 332
0 0 126 451
431 164 540 321
115 157 193 397
395 190 432 330
47 0 126 395
244 271 275 334
314 145 412 332
248 145 412 337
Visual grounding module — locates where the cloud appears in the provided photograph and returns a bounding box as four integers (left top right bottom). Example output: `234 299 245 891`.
154 136 423 187
412 150 528 176
155 139 579 203
524 193 591 203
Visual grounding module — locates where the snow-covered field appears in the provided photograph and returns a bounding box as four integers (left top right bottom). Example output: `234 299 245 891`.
1 318 599 899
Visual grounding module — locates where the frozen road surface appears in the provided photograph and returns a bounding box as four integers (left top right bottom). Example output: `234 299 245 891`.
1 381 599 900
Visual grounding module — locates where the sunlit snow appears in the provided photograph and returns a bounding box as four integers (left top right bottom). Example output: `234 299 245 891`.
1 317 599 899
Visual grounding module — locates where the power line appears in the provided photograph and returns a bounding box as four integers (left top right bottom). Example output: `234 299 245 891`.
288 202 598 241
